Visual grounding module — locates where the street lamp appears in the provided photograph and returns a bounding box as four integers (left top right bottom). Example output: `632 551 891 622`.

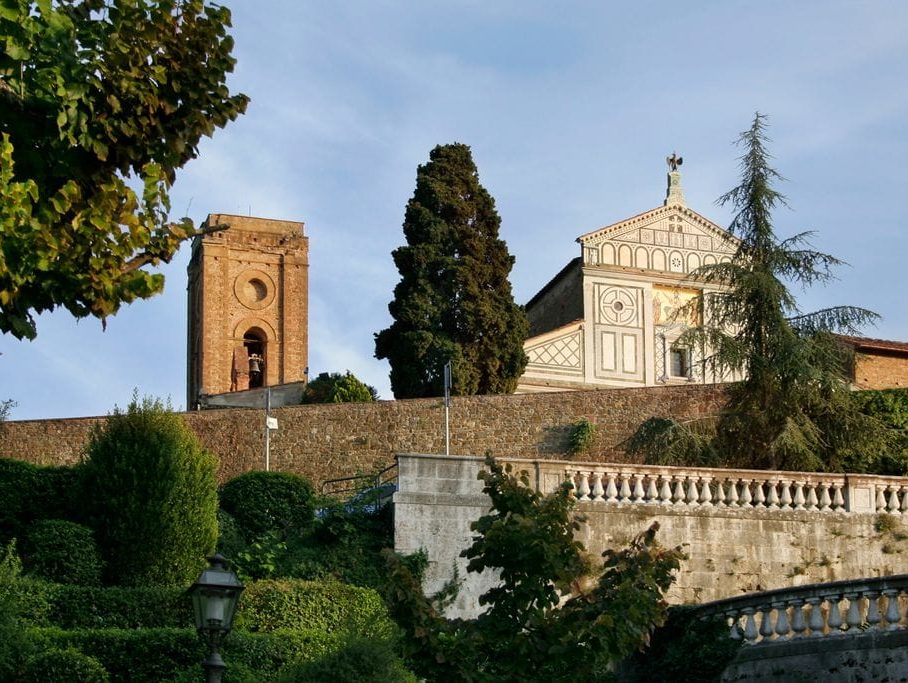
189 554 245 683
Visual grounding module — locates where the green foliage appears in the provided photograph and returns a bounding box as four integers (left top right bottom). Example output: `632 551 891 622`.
301 371 378 403
235 579 393 638
0 460 84 542
384 456 683 682
375 142 529 398
22 519 102 586
283 501 395 590
626 417 719 467
20 647 109 683
81 396 219 586
619 606 741 683
220 470 316 539
235 531 287 582
849 389 908 474
0 542 29 681
568 417 596 455
273 635 417 683
0 0 248 339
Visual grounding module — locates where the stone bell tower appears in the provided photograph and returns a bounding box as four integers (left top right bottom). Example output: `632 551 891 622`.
186 214 308 408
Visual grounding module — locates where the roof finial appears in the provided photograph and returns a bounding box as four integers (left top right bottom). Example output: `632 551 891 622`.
665 152 685 206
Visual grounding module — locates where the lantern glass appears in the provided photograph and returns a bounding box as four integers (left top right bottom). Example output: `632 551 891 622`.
189 555 244 634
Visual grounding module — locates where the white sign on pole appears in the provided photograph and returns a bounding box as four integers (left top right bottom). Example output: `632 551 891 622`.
266 416 279 430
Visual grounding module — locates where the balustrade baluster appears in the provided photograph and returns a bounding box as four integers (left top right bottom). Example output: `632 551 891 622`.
884 589 902 630
766 481 780 508
645 477 659 504
619 474 632 503
605 473 618 503
742 608 759 643
758 605 775 641
699 478 713 507
740 480 753 507
726 479 739 507
876 487 888 513
727 612 743 640
779 481 793 509
659 477 673 505
672 477 685 505
818 483 831 511
845 593 862 631
805 484 819 511
789 600 807 639
888 487 901 514
773 601 790 639
832 484 845 511
576 472 591 501
566 471 577 499
793 482 806 510
632 475 645 503
900 488 908 515
827 595 844 635
590 472 604 502
753 480 766 507
806 597 824 637
865 592 882 631
686 477 700 506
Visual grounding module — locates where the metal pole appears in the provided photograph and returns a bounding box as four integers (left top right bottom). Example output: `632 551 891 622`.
443 361 451 456
264 387 271 472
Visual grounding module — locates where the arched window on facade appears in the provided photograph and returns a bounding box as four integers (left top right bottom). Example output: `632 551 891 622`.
244 329 267 389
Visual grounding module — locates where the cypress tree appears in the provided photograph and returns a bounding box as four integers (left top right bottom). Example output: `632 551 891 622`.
375 143 528 398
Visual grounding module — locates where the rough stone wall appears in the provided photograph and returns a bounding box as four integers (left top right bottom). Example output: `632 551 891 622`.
395 454 908 620
0 384 728 485
853 352 908 390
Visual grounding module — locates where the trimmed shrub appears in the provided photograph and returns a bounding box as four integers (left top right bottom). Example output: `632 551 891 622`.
23 519 103 586
273 635 417 683
81 396 219 586
235 579 392 637
21 647 109 683
220 471 316 538
0 459 38 541
30 465 84 524
217 509 248 557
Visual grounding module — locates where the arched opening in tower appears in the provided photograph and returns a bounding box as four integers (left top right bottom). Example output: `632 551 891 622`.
244 329 266 388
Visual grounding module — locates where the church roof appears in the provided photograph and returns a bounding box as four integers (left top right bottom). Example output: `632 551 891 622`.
576 202 734 247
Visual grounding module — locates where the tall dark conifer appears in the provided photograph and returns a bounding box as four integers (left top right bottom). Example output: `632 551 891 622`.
375 143 528 398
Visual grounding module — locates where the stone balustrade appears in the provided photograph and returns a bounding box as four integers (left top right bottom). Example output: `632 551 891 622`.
695 574 908 645
539 461 908 514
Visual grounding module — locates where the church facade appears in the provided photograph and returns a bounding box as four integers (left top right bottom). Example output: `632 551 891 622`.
517 168 741 392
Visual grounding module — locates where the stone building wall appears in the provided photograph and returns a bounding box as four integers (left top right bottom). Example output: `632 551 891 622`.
0 384 728 485
853 352 908 390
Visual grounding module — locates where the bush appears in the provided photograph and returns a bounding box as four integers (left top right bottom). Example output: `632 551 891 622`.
21 647 109 683
273 635 416 683
301 371 378 403
568 418 596 455
235 579 392 638
23 520 103 586
81 396 219 586
220 471 316 538
0 462 84 544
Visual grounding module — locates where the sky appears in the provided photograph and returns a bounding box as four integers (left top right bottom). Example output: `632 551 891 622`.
3 1 908 420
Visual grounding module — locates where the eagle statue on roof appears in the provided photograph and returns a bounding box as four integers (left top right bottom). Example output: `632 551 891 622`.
667 152 683 172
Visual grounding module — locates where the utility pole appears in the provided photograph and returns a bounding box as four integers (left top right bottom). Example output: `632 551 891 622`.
443 361 451 456
264 387 278 471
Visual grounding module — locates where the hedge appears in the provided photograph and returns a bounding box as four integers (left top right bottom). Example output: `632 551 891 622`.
0 461 83 542
234 579 392 637
22 520 103 586
26 627 346 682
8 578 390 635
219 471 316 538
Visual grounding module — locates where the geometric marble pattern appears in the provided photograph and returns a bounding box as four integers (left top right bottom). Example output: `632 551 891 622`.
527 331 582 368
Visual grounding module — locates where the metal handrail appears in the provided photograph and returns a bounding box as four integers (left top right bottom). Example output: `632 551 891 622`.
320 461 398 497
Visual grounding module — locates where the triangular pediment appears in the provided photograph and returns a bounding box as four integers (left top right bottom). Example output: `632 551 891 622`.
577 204 737 255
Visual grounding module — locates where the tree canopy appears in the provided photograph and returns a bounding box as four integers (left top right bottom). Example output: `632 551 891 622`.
301 371 378 404
630 113 888 472
0 0 248 339
383 457 682 682
375 143 528 398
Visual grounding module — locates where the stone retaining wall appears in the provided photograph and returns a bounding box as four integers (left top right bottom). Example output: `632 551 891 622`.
0 384 727 485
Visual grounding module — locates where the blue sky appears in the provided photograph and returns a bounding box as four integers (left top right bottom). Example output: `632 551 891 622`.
3 1 908 420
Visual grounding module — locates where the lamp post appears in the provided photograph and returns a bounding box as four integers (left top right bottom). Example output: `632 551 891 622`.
189 554 245 683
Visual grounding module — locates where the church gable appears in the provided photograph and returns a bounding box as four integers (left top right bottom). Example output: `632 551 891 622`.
579 205 737 273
